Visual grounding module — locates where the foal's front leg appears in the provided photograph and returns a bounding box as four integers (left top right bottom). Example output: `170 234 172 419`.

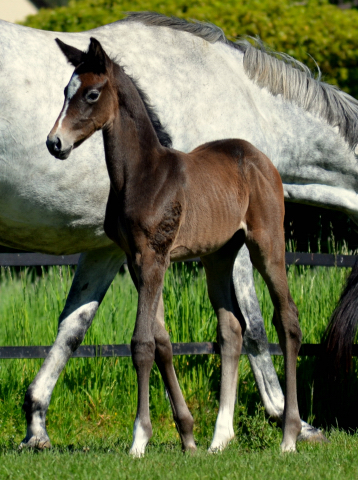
129 251 168 457
153 295 196 452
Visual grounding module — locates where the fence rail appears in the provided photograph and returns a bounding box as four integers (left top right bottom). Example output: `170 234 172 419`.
1 251 357 360
0 252 357 267
2 343 358 359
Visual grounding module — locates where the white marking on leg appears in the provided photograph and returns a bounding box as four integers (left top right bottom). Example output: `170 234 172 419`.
29 301 99 402
58 73 81 129
281 439 297 453
129 418 150 457
208 405 235 453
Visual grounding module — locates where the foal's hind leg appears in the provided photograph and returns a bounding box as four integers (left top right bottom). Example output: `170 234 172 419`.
233 245 326 443
246 231 302 452
201 237 245 453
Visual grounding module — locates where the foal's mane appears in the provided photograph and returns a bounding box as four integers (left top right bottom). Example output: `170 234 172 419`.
124 12 358 150
101 54 172 149
130 73 172 148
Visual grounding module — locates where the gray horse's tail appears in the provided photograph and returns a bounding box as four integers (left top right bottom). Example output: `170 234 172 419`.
321 258 358 378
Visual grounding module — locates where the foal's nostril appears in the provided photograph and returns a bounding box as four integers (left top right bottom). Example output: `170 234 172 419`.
46 135 63 156
54 137 62 152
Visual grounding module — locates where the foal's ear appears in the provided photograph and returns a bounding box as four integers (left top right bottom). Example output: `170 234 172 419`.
55 38 85 67
87 37 109 74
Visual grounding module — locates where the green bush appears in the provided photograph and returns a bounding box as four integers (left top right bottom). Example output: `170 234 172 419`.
22 0 358 97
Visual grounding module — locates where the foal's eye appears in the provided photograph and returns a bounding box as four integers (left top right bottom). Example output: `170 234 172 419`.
86 90 100 103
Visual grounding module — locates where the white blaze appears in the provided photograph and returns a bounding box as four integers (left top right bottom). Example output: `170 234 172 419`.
58 73 82 129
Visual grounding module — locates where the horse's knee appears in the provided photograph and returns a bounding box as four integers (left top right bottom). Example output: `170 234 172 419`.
155 333 173 364
288 320 302 354
281 302 302 354
288 299 301 345
131 337 156 370
217 312 243 356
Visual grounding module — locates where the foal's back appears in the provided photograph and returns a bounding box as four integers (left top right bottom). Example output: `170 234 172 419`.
170 139 284 261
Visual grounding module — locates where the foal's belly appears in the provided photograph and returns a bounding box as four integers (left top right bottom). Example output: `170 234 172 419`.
169 201 245 261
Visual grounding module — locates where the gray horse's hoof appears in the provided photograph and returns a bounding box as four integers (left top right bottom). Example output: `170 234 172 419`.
19 436 52 451
297 422 329 443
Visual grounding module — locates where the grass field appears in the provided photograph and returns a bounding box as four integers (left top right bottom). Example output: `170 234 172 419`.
2 431 358 480
1 261 358 478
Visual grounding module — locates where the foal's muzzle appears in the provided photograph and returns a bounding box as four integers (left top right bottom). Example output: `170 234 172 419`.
46 134 73 160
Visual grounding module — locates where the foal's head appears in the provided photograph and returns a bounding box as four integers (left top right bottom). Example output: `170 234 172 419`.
47 37 117 160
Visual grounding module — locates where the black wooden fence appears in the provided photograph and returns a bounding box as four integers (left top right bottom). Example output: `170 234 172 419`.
1 252 357 360
0 251 357 268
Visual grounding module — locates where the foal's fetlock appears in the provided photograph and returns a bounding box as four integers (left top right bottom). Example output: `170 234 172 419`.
129 419 153 458
175 413 196 452
281 418 301 453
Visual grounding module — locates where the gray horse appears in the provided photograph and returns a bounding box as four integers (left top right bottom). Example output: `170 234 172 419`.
3 12 355 450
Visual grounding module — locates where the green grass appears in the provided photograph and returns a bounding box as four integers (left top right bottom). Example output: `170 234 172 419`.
1 430 358 480
1 262 358 478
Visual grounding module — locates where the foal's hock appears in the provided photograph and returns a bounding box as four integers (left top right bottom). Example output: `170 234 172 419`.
47 37 301 456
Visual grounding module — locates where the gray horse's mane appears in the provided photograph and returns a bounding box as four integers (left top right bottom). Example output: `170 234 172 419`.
124 11 232 46
125 12 358 150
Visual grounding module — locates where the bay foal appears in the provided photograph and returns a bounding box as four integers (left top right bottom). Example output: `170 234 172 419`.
47 38 301 456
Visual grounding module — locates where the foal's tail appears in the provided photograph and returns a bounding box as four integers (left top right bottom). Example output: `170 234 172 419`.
321 258 358 378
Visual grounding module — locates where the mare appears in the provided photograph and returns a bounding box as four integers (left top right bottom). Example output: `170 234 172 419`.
2 12 356 449
47 37 302 456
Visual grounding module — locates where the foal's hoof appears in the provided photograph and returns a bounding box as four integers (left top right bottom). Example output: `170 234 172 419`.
129 442 147 458
183 443 197 455
208 445 223 454
129 449 145 458
280 441 297 453
297 422 329 444
208 433 235 453
19 436 51 451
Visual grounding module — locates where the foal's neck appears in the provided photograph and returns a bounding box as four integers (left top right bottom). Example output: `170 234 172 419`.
102 64 165 191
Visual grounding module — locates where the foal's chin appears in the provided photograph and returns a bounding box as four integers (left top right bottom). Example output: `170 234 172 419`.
56 136 92 159
54 148 73 160
46 140 73 160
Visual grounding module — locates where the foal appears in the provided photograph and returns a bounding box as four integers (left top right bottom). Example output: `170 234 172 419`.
47 38 302 456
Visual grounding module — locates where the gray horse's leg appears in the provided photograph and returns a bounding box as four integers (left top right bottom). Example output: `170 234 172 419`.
20 244 125 449
232 245 326 441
